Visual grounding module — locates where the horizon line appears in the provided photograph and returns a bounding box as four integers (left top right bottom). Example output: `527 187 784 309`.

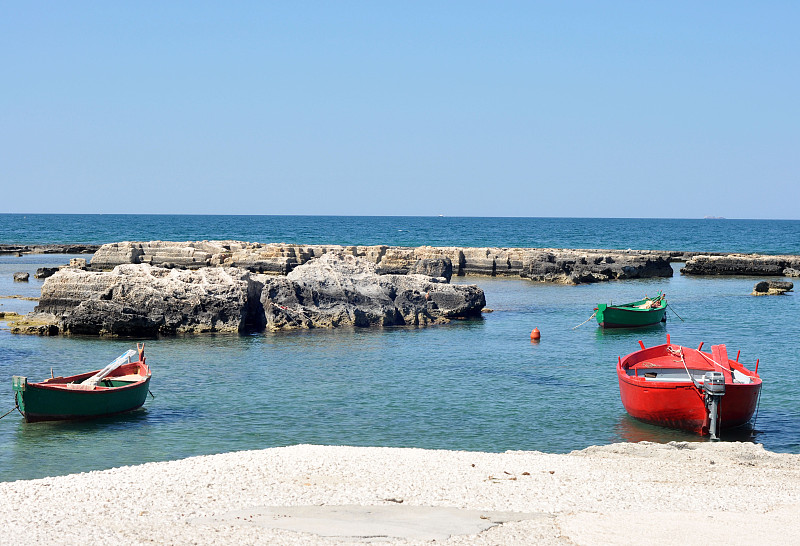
1 213 796 222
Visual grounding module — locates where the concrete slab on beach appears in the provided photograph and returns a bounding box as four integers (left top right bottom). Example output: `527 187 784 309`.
193 505 548 541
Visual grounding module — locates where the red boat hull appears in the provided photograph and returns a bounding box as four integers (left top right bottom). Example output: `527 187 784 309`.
618 378 760 434
617 340 762 436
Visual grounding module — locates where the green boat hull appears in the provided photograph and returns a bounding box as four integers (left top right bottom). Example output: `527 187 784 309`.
596 296 668 328
13 375 151 423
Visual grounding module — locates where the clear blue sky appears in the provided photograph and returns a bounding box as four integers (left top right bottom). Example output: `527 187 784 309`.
2 2 798 218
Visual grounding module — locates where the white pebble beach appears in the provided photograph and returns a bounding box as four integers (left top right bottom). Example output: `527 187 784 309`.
2 441 799 545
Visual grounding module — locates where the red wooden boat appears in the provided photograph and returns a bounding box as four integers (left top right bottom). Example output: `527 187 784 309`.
617 335 762 438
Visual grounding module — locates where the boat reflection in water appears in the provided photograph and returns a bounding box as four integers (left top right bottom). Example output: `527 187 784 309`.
614 413 758 444
595 321 666 340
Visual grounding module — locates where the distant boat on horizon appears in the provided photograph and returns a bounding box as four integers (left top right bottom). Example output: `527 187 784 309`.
703 216 726 219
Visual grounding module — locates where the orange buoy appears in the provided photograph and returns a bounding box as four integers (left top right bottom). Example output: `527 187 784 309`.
530 328 541 340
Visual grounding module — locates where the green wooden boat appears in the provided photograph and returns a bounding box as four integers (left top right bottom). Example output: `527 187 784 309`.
12 344 151 423
595 292 667 328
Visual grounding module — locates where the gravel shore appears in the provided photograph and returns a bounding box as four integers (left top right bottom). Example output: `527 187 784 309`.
2 442 799 545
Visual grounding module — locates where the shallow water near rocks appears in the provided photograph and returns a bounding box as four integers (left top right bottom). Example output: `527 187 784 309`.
1 257 798 482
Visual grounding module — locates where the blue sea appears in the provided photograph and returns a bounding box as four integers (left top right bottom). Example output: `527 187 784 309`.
2 213 800 254
1 215 798 482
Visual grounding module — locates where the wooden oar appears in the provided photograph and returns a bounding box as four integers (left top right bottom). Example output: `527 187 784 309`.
81 349 138 387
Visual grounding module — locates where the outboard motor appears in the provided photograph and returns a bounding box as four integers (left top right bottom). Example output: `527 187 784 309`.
703 372 726 440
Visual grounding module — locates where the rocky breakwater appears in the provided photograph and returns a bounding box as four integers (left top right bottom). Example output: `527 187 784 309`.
89 241 673 284
457 247 673 283
16 253 485 337
90 241 454 279
0 243 99 255
681 254 800 277
89 240 233 270
262 252 484 330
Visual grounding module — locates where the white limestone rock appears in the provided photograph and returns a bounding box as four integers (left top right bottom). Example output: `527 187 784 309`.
261 253 484 330
36 264 263 336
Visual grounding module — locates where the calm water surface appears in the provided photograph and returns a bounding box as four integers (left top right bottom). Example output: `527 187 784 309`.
1 257 798 482
2 214 800 254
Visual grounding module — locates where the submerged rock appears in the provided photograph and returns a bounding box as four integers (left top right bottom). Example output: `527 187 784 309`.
7 312 60 336
13 272 29 282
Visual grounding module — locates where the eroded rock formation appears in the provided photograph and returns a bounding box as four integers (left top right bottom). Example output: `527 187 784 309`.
88 241 673 284
35 265 264 336
261 253 483 330
0 244 99 255
34 267 59 279
752 280 794 296
26 253 485 337
682 254 800 277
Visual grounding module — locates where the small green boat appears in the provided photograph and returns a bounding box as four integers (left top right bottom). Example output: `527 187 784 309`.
12 344 151 423
595 293 667 328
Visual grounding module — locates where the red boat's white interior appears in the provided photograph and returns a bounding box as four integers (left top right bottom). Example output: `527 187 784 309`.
621 343 759 386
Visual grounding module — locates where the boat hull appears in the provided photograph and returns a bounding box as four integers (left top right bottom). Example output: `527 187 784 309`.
618 377 760 434
616 341 761 436
13 361 151 423
596 299 667 328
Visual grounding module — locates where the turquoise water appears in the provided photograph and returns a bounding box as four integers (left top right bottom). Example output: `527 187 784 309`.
1 216 799 482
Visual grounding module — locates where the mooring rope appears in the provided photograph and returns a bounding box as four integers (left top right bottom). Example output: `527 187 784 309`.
572 311 597 329
668 345 703 392
667 303 685 322
696 349 732 374
0 404 19 420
